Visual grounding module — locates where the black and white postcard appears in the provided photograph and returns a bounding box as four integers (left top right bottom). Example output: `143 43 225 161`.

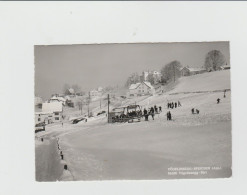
35 42 231 181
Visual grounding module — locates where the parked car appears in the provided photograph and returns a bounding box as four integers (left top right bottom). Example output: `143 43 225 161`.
35 122 45 133
72 118 86 124
97 110 106 116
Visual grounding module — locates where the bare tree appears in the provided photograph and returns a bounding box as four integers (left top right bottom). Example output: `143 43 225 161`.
161 60 182 83
125 72 140 87
204 50 226 71
72 84 81 94
147 73 155 85
63 83 70 95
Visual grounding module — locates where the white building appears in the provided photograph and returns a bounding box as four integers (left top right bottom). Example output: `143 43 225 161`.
35 102 63 124
89 88 103 98
128 81 155 97
49 96 66 105
98 86 103 92
141 70 162 84
180 67 207 76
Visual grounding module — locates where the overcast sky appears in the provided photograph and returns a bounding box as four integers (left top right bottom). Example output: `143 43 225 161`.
35 42 230 100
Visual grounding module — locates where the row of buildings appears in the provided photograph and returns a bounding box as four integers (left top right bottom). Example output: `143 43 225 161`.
180 64 230 76
127 65 230 97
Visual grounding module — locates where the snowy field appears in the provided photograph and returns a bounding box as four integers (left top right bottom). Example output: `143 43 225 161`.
35 70 232 181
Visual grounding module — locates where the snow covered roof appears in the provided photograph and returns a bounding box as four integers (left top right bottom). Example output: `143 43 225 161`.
50 96 66 102
129 83 141 90
42 102 63 113
182 67 206 72
68 88 75 94
65 95 71 100
129 82 154 90
143 81 154 89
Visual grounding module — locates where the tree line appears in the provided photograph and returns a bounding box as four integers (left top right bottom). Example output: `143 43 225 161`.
125 49 227 87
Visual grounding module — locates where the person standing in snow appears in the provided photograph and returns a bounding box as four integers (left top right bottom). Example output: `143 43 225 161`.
154 105 158 113
191 108 195 114
175 102 177 108
178 101 182 107
166 111 169 121
196 109 200 114
150 107 155 120
144 108 148 121
159 106 162 112
169 111 172 120
217 98 220 104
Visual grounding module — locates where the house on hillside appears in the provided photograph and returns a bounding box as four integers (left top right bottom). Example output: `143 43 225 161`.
180 67 207 76
38 102 63 123
49 96 66 105
89 88 103 98
140 70 162 84
128 81 155 97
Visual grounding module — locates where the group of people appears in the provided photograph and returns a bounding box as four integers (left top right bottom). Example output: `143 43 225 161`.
143 105 163 121
191 108 200 114
167 101 181 109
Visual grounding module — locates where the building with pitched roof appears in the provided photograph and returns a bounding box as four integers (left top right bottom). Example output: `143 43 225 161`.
180 67 207 76
128 81 155 97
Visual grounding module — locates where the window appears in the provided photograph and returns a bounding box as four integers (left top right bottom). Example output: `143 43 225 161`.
55 117 59 120
54 112 59 115
38 118 41 121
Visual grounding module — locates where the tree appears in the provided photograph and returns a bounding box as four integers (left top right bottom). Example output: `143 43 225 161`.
63 83 71 95
125 72 140 87
147 73 155 85
204 50 226 71
72 84 81 94
161 60 182 83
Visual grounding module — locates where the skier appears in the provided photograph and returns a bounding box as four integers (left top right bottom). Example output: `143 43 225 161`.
217 98 220 104
159 106 162 112
178 101 182 107
171 102 174 109
166 111 169 121
175 102 177 108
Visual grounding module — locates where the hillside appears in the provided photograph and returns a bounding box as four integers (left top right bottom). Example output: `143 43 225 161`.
36 69 232 181
169 70 230 94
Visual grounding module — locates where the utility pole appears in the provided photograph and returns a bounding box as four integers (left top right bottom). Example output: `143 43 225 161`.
88 92 90 117
173 64 176 83
100 96 101 109
80 101 82 115
107 94 110 123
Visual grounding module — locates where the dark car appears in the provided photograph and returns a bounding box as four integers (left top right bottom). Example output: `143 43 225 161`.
72 118 85 124
97 110 106 116
35 122 45 133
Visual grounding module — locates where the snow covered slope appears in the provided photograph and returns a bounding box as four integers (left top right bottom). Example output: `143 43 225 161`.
169 70 230 94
